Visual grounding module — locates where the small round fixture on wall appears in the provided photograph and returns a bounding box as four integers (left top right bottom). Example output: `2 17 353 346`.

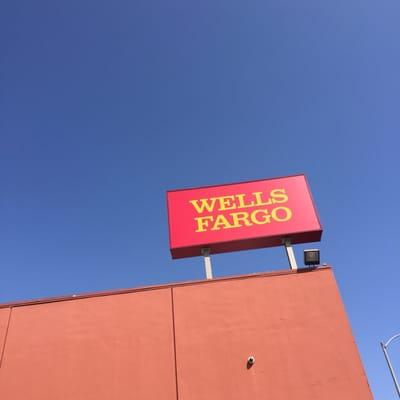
247 356 255 367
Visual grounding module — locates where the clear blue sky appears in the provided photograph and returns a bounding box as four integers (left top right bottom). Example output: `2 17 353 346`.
1 0 399 397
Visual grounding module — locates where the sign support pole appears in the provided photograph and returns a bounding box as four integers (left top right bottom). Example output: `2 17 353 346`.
283 239 298 270
201 248 213 279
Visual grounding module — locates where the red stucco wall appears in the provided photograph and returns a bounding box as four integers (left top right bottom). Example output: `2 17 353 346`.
0 267 373 399
0 308 11 367
173 268 372 399
0 289 177 400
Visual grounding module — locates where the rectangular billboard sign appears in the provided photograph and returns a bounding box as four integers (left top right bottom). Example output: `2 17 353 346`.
167 174 322 259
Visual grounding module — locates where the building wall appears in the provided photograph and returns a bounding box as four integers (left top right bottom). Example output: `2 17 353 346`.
0 268 373 399
0 289 177 400
0 308 11 366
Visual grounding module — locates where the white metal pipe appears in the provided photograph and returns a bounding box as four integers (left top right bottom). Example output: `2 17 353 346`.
283 239 298 270
201 248 213 279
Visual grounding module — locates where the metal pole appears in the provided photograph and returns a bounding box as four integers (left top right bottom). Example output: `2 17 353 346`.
283 239 298 270
381 333 400 397
201 248 213 280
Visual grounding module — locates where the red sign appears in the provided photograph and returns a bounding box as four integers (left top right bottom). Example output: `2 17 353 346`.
167 174 322 259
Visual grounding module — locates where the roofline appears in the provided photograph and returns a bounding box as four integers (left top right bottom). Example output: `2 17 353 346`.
0 266 331 309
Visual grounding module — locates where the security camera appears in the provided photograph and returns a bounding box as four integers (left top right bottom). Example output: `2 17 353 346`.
247 356 255 366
